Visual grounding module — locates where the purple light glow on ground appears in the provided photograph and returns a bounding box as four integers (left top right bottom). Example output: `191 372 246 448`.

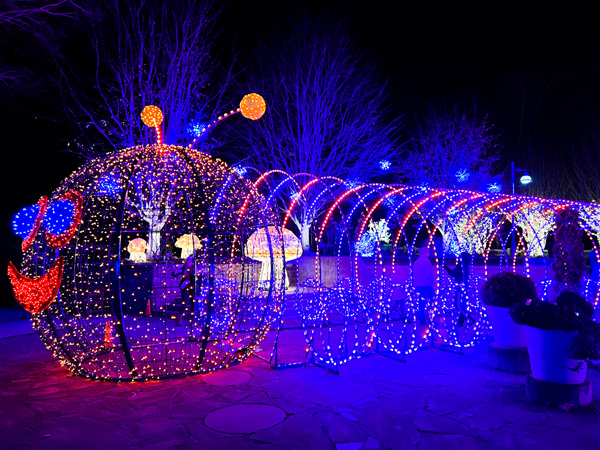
0 318 598 449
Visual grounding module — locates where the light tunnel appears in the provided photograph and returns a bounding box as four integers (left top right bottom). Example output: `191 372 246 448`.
250 170 600 369
12 156 600 377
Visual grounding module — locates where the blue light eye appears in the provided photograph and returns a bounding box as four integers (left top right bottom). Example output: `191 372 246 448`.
12 205 41 239
12 205 40 239
45 200 75 235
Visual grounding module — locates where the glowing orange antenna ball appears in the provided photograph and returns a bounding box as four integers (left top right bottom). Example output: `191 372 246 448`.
187 93 267 149
239 93 266 120
141 105 164 145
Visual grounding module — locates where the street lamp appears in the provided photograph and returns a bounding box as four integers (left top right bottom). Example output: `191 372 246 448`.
511 161 532 195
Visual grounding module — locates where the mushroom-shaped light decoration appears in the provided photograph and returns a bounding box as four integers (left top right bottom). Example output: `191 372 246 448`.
128 238 149 262
175 233 202 259
245 226 302 289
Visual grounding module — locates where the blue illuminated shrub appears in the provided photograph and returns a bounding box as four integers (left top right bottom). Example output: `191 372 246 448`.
481 272 538 307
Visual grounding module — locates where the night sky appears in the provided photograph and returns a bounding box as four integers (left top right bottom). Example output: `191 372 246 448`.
2 2 600 306
222 4 600 156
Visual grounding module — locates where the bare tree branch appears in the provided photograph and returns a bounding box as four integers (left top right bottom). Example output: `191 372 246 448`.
232 15 402 250
0 0 82 29
0 0 84 91
401 98 501 190
59 0 227 158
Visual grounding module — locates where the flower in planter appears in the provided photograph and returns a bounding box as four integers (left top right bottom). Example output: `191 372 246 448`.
481 271 538 308
510 291 600 361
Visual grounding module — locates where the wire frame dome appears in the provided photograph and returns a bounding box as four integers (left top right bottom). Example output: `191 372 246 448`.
21 143 283 381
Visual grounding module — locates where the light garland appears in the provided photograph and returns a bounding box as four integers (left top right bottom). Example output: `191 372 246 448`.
9 98 600 378
13 144 281 381
251 171 600 369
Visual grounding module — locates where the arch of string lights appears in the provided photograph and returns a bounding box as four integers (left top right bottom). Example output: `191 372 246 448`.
251 170 600 370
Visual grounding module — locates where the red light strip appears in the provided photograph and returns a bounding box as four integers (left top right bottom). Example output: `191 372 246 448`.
22 196 47 252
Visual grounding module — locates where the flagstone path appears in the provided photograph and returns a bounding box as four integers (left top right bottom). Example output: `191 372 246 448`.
0 317 599 449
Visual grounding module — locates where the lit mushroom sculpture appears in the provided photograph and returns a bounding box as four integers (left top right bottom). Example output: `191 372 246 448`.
245 226 302 289
175 233 202 259
127 238 149 262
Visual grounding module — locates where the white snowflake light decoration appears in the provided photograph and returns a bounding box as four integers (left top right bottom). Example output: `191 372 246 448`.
455 168 470 183
379 159 391 171
487 182 502 193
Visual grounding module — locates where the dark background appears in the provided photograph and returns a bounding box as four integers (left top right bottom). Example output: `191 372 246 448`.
2 2 600 306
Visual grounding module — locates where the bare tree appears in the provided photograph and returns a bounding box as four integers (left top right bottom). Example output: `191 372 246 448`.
556 80 600 203
127 153 189 258
60 0 227 157
563 140 600 202
0 0 83 89
498 70 573 201
519 143 574 200
235 15 402 251
400 99 501 255
402 99 500 191
0 0 80 28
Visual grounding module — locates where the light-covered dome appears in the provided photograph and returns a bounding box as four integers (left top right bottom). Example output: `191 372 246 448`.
21 143 283 381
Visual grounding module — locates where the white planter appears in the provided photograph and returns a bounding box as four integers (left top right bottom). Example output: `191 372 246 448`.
525 326 587 384
485 305 527 347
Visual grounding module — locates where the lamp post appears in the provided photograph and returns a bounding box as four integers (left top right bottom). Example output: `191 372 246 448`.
510 161 532 258
511 161 532 195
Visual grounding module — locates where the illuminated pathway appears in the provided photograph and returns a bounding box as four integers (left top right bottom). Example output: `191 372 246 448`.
0 327 598 448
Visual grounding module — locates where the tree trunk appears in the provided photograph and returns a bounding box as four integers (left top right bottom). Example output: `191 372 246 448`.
301 221 311 254
147 229 161 259
146 213 166 259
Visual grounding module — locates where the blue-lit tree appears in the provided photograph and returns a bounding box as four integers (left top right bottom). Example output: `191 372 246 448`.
60 0 227 157
402 99 500 191
236 15 402 251
402 99 501 255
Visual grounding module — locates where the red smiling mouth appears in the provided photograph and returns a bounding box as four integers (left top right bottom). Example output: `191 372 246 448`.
7 257 64 314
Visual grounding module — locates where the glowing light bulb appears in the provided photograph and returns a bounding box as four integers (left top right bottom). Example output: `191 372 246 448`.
140 105 164 127
240 93 266 120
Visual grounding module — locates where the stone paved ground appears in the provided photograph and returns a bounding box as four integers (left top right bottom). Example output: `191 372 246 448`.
1 323 599 449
